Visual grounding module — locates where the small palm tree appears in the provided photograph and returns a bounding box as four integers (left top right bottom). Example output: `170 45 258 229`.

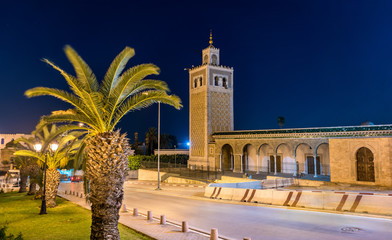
277 116 285 128
25 46 182 239
14 125 81 207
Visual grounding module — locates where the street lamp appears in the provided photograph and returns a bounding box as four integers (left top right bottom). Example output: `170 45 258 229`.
34 142 58 215
174 145 177 168
156 101 161 190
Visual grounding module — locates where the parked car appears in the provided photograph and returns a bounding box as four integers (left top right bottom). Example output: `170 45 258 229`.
70 175 83 182
5 169 20 187
60 174 70 181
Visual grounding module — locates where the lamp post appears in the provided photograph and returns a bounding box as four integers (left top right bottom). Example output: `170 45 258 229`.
174 145 177 168
156 101 161 190
34 142 58 215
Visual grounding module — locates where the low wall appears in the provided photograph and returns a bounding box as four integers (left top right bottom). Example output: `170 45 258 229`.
216 176 259 183
138 169 179 181
267 176 325 187
210 181 262 189
126 170 138 180
204 186 392 215
212 178 293 189
163 176 206 185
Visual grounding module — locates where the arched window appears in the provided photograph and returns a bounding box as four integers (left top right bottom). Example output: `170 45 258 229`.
199 77 203 86
194 79 197 88
356 147 375 182
223 78 227 88
211 54 217 65
214 76 219 86
1 138 4 145
203 55 208 64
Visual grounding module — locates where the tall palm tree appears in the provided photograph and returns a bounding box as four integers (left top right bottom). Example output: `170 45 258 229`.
25 46 182 239
14 125 81 207
145 127 158 155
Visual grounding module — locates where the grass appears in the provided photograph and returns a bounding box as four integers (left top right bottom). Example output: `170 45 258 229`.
0 192 152 240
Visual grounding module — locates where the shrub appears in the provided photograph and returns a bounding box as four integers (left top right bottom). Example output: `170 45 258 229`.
128 155 142 170
0 225 23 240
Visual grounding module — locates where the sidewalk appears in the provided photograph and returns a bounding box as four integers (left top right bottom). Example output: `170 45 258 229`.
58 190 210 240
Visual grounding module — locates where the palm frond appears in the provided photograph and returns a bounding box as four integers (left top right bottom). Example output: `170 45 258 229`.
14 150 44 162
64 45 99 92
105 64 160 124
41 59 87 100
110 91 182 130
101 47 135 96
25 87 95 122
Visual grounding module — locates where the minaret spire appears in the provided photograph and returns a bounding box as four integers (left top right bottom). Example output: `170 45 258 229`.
209 30 213 46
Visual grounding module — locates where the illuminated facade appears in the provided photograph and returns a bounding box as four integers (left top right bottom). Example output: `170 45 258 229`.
188 37 392 187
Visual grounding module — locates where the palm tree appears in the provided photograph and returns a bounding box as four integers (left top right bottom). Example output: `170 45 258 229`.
145 127 158 155
25 46 182 239
277 116 285 128
14 125 81 207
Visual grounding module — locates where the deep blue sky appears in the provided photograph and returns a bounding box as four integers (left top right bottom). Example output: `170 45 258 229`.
1 1 392 147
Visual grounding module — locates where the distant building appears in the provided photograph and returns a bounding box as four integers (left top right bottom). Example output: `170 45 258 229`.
0 133 32 170
187 35 392 187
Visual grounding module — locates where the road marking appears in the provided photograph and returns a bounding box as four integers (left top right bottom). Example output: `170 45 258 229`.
350 195 363 212
240 189 250 202
291 191 302 207
210 187 217 198
247 189 257 202
336 194 348 211
214 187 222 199
283 192 293 206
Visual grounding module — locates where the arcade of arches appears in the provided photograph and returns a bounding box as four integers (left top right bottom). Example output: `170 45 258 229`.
207 126 392 187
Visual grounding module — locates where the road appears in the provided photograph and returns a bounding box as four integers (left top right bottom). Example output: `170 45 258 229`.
60 182 392 240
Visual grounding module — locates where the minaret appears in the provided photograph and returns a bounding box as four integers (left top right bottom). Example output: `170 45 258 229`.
188 33 234 169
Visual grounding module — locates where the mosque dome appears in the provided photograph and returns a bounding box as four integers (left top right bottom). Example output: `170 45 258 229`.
361 121 375 126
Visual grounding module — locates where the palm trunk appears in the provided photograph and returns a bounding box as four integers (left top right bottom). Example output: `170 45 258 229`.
45 168 60 208
19 166 28 193
28 164 40 195
86 131 130 240
28 182 38 195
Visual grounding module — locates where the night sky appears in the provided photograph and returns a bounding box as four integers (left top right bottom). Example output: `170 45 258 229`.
1 1 392 147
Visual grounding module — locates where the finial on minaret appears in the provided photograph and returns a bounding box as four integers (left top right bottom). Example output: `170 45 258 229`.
209 30 213 46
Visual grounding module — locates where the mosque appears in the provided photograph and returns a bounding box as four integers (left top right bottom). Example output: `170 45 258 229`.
187 35 392 187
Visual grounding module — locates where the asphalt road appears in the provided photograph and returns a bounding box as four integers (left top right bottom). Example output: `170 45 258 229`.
122 183 392 240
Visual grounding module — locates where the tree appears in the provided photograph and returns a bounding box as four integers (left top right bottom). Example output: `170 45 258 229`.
25 46 182 239
145 127 157 155
5 139 39 194
160 134 177 149
277 116 285 128
14 125 81 207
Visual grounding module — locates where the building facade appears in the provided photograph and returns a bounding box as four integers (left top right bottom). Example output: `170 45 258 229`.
0 133 31 170
188 37 392 187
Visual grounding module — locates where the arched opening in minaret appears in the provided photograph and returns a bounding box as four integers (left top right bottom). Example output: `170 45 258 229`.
199 77 203 86
214 76 219 86
221 144 234 171
203 55 208 64
211 54 217 65
222 78 227 88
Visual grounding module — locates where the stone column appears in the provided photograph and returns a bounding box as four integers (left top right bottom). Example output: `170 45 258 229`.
231 154 234 170
274 154 277 175
313 154 318 178
240 154 243 173
293 155 297 177
256 154 260 174
219 154 222 171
